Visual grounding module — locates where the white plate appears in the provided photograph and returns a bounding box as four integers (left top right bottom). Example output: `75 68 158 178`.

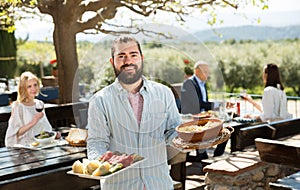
67 158 145 180
14 139 68 150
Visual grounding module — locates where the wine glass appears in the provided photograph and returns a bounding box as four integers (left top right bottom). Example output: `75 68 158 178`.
35 101 44 112
240 89 247 99
226 97 236 120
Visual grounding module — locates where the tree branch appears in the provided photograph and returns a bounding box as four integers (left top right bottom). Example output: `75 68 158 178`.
36 0 57 15
75 0 122 33
186 0 237 9
222 0 238 9
77 0 237 38
78 0 115 13
80 18 174 40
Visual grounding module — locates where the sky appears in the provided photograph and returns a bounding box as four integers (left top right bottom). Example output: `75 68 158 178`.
15 0 300 42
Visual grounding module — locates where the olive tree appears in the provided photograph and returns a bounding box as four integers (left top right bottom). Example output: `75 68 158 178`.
1 0 268 103
218 58 262 93
281 55 300 96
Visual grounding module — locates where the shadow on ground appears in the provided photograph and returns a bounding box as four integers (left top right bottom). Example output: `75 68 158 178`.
185 161 206 190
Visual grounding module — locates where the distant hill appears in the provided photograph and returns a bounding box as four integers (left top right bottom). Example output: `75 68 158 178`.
190 25 300 42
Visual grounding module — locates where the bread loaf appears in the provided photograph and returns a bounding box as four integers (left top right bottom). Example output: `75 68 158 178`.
66 128 88 147
92 162 111 176
72 160 84 174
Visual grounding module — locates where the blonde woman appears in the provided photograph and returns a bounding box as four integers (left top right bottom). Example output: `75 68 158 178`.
5 71 53 147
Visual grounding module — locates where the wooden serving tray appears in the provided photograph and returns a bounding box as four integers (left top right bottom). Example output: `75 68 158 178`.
172 126 234 150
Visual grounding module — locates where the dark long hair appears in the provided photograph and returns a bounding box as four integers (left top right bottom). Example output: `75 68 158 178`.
264 63 284 90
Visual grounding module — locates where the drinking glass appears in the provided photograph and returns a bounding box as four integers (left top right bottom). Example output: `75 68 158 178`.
240 89 247 115
240 89 247 99
226 97 236 120
35 101 44 112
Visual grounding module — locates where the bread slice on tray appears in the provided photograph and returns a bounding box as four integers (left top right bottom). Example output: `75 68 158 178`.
66 128 88 147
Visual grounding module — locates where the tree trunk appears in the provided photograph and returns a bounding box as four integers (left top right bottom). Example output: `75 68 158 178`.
52 8 79 104
0 30 17 78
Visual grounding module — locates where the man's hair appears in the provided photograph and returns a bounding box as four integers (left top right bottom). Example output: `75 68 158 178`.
194 60 208 69
111 35 143 58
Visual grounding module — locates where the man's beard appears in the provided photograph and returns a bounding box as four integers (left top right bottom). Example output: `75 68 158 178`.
113 63 143 84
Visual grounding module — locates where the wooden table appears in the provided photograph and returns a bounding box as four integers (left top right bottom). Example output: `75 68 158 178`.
227 121 265 152
255 133 300 189
0 145 99 190
229 118 300 152
255 133 300 168
0 144 186 190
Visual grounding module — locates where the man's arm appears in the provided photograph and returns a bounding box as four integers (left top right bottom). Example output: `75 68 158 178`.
86 95 110 160
164 87 182 143
201 101 213 111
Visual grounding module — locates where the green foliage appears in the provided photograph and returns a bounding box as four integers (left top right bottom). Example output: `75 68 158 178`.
280 55 300 96
217 58 262 93
16 41 55 77
15 39 300 96
144 41 163 48
0 0 37 31
208 39 300 96
142 45 189 84
1 0 269 104
95 63 115 92
18 61 41 76
184 66 193 75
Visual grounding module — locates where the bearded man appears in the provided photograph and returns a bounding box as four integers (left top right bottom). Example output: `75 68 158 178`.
87 35 182 190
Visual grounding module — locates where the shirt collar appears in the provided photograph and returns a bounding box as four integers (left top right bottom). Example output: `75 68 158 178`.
113 76 149 94
193 75 205 85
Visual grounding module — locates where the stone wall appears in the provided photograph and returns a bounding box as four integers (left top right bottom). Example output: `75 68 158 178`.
203 151 298 190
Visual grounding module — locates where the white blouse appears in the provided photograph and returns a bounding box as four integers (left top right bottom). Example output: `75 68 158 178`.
5 100 52 147
260 86 292 122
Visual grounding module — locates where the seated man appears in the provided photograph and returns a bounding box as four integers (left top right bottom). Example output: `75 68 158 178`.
181 61 227 160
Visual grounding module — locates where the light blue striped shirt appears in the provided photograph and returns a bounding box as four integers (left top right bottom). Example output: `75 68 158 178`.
87 77 182 190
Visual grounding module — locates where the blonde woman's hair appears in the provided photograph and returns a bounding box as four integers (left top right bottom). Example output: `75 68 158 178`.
17 71 40 103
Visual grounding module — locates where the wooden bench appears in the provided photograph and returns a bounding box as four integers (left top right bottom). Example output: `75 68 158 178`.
233 118 300 151
255 137 300 168
0 111 10 147
255 133 300 190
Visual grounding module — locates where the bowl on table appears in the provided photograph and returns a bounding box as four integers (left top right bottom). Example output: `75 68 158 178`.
175 118 223 143
34 131 57 144
192 111 217 120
